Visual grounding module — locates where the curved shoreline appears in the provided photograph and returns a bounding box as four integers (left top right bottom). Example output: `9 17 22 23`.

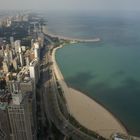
67 84 130 134
51 45 128 138
43 26 101 42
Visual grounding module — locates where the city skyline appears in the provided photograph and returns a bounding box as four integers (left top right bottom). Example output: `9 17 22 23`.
0 9 140 139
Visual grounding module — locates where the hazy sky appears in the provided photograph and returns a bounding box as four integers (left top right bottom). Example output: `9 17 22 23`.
0 0 140 11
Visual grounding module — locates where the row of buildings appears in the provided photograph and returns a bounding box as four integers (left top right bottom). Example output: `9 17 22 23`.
0 14 29 27
0 14 45 140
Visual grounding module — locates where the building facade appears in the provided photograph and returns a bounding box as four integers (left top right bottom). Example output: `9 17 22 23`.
8 92 36 140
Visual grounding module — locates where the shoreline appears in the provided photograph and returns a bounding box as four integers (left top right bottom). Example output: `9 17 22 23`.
43 26 101 42
66 83 130 134
51 45 128 138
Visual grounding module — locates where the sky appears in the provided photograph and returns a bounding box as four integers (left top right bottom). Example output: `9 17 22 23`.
0 0 140 12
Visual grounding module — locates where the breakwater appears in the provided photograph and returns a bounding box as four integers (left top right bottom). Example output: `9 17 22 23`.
43 26 100 43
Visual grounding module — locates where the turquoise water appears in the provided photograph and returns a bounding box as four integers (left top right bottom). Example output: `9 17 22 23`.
45 12 140 136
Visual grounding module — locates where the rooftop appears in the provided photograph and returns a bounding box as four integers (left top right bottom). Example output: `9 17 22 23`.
0 90 11 110
30 58 38 66
0 102 8 110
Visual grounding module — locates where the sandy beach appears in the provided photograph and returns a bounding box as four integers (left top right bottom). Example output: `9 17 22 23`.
51 45 128 139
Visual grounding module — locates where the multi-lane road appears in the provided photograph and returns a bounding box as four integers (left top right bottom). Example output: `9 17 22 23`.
40 46 101 140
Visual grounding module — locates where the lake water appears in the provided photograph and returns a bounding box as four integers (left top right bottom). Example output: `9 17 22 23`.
45 11 140 136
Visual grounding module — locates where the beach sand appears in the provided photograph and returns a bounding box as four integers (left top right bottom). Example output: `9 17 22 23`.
51 45 128 139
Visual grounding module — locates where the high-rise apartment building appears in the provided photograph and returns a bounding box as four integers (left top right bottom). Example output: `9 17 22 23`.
29 59 40 86
8 92 36 140
8 95 32 140
34 42 40 60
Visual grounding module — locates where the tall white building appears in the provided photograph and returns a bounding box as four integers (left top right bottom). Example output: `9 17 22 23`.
14 40 21 53
29 59 40 87
19 46 24 67
34 42 40 60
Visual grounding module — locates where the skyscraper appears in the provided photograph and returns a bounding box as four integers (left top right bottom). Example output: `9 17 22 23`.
8 92 36 140
34 42 40 60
